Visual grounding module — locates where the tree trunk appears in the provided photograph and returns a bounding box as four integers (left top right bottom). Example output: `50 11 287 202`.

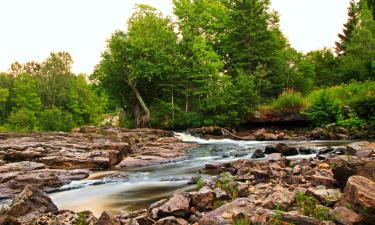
126 80 150 121
185 94 189 113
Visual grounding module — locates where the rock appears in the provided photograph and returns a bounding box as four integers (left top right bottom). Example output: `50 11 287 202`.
154 216 188 225
306 187 343 205
190 186 215 211
311 128 326 139
293 165 302 174
298 147 314 155
213 188 230 200
266 153 284 162
199 198 255 225
308 174 336 188
251 149 265 159
332 157 375 190
0 167 90 199
95 211 121 225
329 207 362 225
265 143 298 156
346 141 374 156
6 186 58 223
254 208 321 225
155 216 188 225
32 210 97 225
151 190 190 219
344 176 375 209
261 186 293 210
0 128 195 198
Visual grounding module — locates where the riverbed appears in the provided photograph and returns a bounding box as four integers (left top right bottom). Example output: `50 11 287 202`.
49 133 351 216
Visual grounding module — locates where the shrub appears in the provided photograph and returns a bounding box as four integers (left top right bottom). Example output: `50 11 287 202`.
272 89 307 114
216 172 238 199
304 91 343 127
295 192 332 221
336 112 365 130
195 176 204 190
350 96 375 120
7 108 37 131
39 108 75 131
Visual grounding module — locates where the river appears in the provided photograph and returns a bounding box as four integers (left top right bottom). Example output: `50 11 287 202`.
49 133 351 216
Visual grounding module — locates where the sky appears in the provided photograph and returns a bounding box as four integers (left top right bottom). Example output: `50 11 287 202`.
0 0 351 74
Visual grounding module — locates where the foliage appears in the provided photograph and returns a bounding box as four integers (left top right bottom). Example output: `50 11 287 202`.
0 53 104 132
271 90 307 114
215 172 238 199
8 108 38 131
75 212 89 225
39 108 75 131
232 214 251 225
304 91 343 127
294 192 332 221
195 176 205 190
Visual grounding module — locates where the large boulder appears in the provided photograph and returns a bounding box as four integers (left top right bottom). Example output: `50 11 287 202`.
329 207 362 225
190 186 215 211
6 186 58 223
306 187 343 205
261 186 294 210
344 176 375 223
332 157 375 190
264 143 298 156
346 141 375 157
150 190 190 219
344 176 375 209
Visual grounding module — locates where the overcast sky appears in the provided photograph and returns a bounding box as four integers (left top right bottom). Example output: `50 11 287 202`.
0 0 350 74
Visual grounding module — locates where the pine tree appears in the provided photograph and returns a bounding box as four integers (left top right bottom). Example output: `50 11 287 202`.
335 0 359 55
367 0 375 19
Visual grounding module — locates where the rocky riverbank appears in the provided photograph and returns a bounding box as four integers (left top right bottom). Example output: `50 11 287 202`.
0 127 195 200
1 139 375 224
188 124 375 141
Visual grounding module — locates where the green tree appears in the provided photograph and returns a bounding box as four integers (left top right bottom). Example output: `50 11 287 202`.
93 5 179 126
335 0 359 55
339 1 375 81
0 88 9 123
223 0 289 97
306 48 338 87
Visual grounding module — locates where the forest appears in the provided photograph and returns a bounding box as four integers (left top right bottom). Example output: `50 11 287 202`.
0 0 374 131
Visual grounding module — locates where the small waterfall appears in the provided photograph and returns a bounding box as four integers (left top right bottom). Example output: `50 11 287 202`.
173 132 259 146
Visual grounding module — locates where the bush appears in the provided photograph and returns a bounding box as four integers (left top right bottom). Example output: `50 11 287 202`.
39 108 75 131
7 108 38 131
304 91 343 127
350 96 375 120
271 89 307 114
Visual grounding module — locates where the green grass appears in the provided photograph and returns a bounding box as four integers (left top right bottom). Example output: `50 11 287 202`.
195 176 205 189
271 89 307 114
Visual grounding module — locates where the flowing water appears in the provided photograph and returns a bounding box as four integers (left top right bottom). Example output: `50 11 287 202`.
49 133 351 216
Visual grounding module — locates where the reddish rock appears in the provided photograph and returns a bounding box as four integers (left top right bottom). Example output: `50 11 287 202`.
154 216 188 225
344 176 375 209
6 186 58 223
151 190 190 219
190 186 215 211
95 211 121 225
329 207 362 225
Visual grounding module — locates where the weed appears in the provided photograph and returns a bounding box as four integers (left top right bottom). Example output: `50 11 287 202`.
195 176 205 189
232 214 251 225
216 172 238 199
346 202 352 209
76 212 89 225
